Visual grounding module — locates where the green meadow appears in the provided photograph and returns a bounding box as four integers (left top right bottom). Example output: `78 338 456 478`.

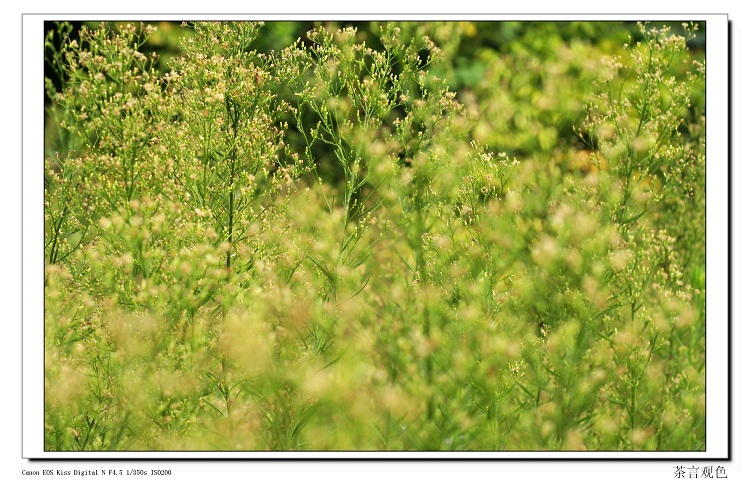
44 21 706 451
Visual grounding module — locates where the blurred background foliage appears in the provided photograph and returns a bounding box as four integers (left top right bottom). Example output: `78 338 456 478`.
45 20 705 174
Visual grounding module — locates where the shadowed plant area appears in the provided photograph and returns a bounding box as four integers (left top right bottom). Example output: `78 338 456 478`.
44 20 706 451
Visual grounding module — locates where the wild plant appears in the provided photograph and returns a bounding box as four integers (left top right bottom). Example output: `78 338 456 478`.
575 21 706 449
43 20 706 451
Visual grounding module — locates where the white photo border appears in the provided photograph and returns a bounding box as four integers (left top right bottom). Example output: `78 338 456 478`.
22 13 730 460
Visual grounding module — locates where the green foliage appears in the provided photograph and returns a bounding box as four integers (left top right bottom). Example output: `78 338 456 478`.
44 20 706 451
